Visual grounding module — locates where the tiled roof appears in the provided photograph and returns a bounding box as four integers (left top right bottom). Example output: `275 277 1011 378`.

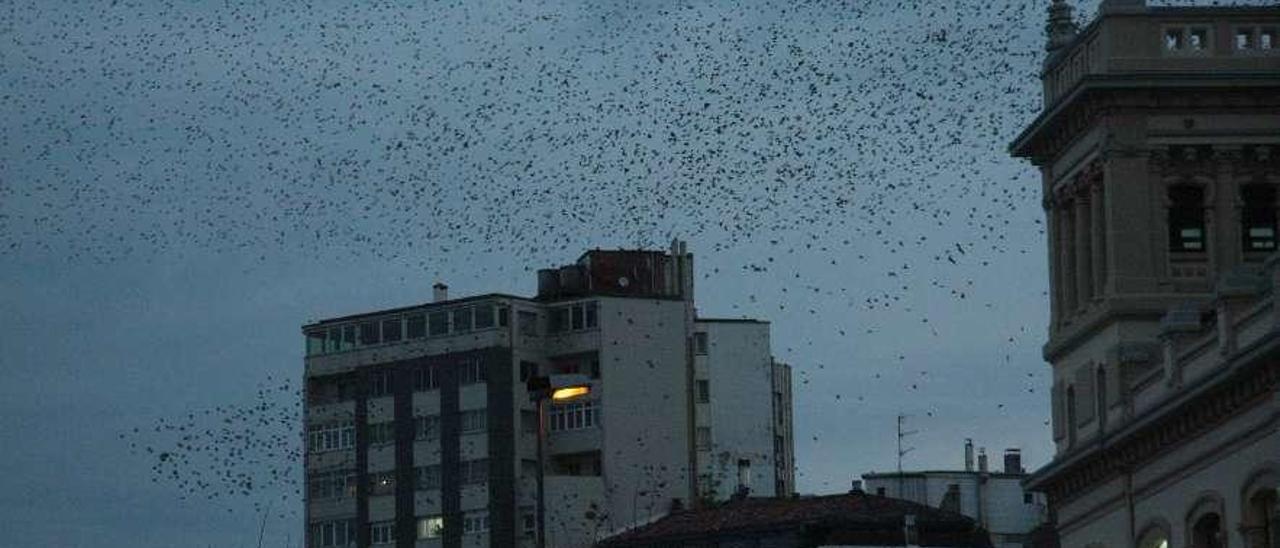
598 492 992 547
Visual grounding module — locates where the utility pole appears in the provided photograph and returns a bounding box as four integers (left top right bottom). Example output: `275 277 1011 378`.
896 413 917 499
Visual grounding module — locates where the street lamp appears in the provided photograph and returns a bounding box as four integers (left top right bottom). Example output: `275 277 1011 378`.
527 373 592 548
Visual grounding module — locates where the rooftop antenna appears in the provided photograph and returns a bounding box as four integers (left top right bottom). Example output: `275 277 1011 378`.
896 413 918 498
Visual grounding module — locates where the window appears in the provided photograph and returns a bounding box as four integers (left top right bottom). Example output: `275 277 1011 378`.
548 307 568 334
370 521 395 545
461 459 488 484
1235 26 1278 51
311 519 356 547
1191 513 1224 548
415 465 441 490
306 331 326 356
416 415 440 440
518 311 538 336
459 359 486 385
474 305 495 328
549 400 600 432
368 370 394 398
368 421 395 446
359 321 380 345
417 516 445 539
1165 26 1211 53
696 379 710 403
308 423 356 453
463 511 490 534
308 470 356 500
428 311 448 336
571 304 584 330
521 507 536 534
452 307 472 332
406 314 426 339
327 327 342 352
694 332 708 355
341 325 356 350
696 427 711 450
498 306 510 327
413 365 438 391
381 318 402 342
520 361 537 382
1066 385 1077 448
1242 185 1277 251
1096 367 1108 431
369 470 395 496
1024 493 1035 504
1169 185 1206 252
876 487 886 496
585 301 598 328
461 409 487 433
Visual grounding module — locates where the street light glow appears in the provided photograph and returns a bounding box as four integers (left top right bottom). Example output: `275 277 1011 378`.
550 386 590 401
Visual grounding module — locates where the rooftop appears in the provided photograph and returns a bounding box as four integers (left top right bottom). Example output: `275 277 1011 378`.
597 492 990 547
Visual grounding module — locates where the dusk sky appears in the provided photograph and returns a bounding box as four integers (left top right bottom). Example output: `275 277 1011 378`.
3 0 1261 546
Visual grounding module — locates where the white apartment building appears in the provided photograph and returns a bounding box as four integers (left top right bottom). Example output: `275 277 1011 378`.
301 241 794 548
863 443 1047 548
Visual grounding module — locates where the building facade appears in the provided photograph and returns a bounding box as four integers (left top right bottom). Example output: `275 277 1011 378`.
863 443 1047 548
301 242 795 548
1010 2 1280 547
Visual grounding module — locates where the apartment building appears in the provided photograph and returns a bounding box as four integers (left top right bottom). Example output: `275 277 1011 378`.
301 241 794 548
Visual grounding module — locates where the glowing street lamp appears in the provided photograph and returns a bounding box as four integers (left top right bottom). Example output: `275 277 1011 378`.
527 374 592 548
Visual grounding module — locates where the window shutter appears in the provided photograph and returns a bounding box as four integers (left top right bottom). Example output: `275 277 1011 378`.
1052 384 1066 441
1075 366 1096 424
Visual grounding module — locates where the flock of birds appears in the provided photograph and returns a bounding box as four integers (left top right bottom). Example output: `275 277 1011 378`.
6 0 1273 532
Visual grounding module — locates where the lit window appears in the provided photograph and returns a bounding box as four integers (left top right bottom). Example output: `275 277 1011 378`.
1237 29 1255 50
1188 28 1208 50
417 516 445 539
1165 28 1184 50
1168 185 1206 252
1262 27 1276 49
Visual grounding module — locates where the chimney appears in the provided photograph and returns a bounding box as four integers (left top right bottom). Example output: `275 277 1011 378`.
964 439 974 472
1004 448 1023 475
978 447 989 473
433 282 448 302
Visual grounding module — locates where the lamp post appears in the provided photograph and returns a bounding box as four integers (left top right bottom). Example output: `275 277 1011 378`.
527 374 592 548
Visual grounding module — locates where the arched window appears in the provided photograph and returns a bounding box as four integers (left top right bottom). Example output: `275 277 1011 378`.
1137 520 1171 548
1186 494 1227 548
1191 513 1224 548
1242 466 1279 548
1242 184 1277 252
1170 185 1207 252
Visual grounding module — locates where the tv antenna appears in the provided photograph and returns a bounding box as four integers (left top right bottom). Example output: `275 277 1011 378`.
896 413 918 475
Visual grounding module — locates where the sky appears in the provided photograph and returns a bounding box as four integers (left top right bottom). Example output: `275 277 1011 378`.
2 0 1266 546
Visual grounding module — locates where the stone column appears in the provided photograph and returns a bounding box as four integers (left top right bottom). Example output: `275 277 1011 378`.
1075 190 1094 308
1046 198 1062 329
1060 198 1078 317
1091 176 1107 299
1216 146 1244 269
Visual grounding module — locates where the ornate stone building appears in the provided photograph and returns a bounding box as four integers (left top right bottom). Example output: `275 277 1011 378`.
1010 1 1280 547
